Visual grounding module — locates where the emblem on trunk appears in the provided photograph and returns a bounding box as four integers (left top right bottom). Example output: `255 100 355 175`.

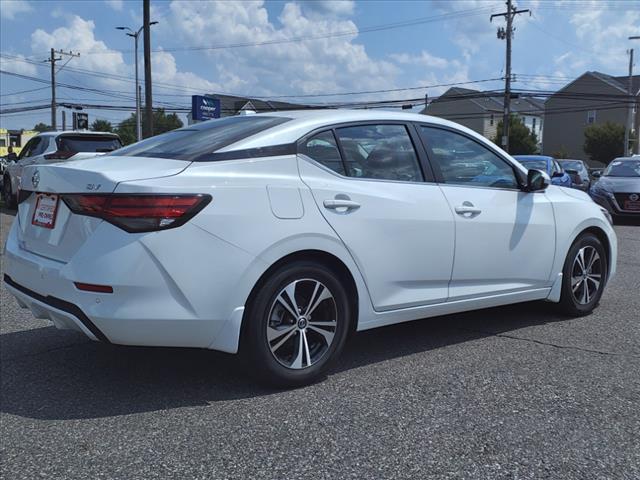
31 169 40 189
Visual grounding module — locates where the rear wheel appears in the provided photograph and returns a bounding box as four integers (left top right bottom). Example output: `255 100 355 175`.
2 176 16 209
243 260 351 387
558 233 608 316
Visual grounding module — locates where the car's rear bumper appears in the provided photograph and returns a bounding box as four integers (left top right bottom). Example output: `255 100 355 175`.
3 217 257 353
4 274 107 342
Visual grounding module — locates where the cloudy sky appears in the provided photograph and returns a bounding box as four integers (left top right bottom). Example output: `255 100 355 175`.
1 0 639 130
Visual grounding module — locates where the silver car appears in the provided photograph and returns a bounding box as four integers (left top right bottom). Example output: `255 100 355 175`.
2 131 122 208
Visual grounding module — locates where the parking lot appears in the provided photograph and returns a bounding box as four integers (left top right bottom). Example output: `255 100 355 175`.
0 208 638 479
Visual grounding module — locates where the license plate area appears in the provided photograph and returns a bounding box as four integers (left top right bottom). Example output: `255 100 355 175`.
32 193 59 229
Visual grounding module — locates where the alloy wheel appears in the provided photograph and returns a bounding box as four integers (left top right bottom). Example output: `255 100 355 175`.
267 279 338 369
571 246 602 305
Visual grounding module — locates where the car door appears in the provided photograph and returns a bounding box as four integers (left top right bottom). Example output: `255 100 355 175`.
417 125 556 301
298 124 455 311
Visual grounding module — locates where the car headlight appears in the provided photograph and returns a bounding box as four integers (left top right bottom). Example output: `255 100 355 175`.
599 206 613 225
590 183 612 197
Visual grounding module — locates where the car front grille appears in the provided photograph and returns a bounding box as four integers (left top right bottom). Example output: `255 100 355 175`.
614 192 640 212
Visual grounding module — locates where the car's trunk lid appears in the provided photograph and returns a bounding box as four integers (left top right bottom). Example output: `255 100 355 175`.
17 156 190 263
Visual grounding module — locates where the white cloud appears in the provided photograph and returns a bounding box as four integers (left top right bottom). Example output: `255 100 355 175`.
105 0 123 12
1 0 32 20
160 0 399 100
390 51 451 70
0 54 37 76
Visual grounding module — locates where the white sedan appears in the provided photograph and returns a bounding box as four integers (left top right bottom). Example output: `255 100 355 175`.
3 110 617 386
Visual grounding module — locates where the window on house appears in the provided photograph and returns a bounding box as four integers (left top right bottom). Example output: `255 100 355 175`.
490 114 494 126
587 110 596 124
532 118 536 130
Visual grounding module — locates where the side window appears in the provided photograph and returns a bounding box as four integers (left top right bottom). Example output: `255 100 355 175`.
18 138 39 161
31 137 49 156
419 126 519 189
301 130 345 175
335 124 423 182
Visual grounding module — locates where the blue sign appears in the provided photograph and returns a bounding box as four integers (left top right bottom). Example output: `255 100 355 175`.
192 95 220 121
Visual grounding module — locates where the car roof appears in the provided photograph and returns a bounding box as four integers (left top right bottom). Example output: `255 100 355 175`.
612 157 640 162
214 109 503 153
512 155 553 161
35 131 120 138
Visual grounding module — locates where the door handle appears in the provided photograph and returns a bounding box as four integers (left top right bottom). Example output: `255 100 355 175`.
454 202 481 217
323 199 360 211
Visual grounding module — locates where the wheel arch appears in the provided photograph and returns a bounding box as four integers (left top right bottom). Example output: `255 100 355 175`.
238 249 360 353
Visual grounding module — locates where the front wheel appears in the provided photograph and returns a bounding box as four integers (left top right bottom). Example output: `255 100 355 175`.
557 233 608 316
242 260 351 387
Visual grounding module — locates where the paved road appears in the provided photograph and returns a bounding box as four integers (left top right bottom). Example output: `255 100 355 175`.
1 209 639 480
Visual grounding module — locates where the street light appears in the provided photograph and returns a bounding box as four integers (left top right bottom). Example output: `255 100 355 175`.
116 21 158 142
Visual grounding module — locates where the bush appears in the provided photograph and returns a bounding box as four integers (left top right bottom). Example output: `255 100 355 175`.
583 122 625 165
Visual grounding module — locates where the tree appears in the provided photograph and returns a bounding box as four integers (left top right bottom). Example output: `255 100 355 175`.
91 119 113 132
116 109 184 145
33 122 52 133
492 115 538 155
583 121 625 165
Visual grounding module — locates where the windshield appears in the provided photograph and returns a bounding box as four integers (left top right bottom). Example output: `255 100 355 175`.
517 159 548 171
110 116 290 161
604 159 640 177
57 135 122 153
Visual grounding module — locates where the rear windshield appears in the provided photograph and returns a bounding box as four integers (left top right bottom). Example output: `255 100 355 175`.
559 160 584 172
109 116 291 161
57 135 122 153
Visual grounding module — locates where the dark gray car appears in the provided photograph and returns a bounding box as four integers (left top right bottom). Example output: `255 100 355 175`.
589 157 640 220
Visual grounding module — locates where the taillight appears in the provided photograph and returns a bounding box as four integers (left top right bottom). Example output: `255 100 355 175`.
61 194 211 233
44 150 76 160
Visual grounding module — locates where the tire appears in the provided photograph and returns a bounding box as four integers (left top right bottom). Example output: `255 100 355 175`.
2 176 16 209
242 260 352 387
557 233 608 316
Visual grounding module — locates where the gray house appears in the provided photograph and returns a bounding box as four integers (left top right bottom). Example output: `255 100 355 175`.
543 71 640 162
421 87 544 145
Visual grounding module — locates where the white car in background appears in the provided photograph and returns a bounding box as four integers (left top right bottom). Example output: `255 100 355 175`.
3 110 617 386
2 131 122 208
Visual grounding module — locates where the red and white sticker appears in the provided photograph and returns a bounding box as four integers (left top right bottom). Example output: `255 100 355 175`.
32 194 59 229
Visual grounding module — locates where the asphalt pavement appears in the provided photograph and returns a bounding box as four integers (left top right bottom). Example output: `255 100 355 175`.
1 209 639 480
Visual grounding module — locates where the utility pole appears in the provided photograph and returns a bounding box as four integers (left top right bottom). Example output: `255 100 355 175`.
143 0 153 138
491 0 529 153
46 48 80 130
117 21 157 142
624 49 634 156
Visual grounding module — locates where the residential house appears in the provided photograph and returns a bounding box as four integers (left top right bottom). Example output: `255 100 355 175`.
542 71 640 162
421 87 544 146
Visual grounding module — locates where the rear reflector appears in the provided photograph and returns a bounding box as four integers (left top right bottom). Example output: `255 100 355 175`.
61 194 211 233
74 282 114 293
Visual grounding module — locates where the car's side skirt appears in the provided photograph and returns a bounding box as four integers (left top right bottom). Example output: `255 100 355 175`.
357 287 551 331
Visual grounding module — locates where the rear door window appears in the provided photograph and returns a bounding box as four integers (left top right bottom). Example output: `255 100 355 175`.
334 124 423 182
57 135 122 153
300 130 346 175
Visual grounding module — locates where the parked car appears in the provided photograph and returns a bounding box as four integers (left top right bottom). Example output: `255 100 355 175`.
4 111 616 386
513 155 573 188
559 159 591 191
2 131 122 208
589 157 640 220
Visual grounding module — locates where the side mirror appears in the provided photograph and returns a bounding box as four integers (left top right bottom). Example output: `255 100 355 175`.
591 170 602 179
552 170 565 178
525 168 550 192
